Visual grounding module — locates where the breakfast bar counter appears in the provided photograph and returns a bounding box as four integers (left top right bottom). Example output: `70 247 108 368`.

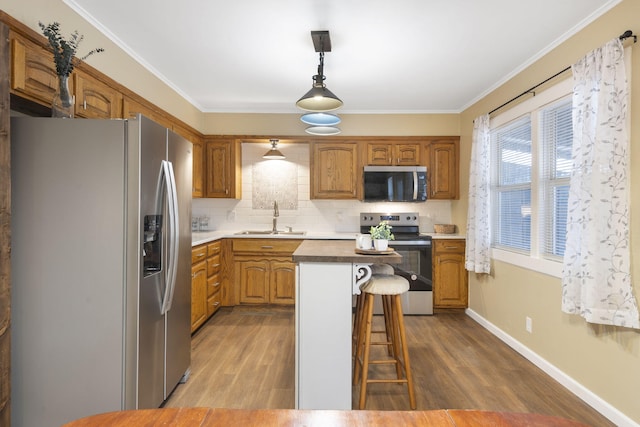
292 240 402 410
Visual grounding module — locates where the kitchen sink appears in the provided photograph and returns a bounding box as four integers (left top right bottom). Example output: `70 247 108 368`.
234 230 306 236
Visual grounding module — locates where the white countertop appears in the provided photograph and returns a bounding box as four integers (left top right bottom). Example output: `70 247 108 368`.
192 230 465 246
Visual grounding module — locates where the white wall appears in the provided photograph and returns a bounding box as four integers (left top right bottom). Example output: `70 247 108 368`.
192 142 453 233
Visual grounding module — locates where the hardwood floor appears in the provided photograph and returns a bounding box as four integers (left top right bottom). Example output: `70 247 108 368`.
165 306 614 426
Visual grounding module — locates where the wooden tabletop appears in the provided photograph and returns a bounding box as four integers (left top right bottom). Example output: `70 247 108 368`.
62 407 591 426
292 239 403 264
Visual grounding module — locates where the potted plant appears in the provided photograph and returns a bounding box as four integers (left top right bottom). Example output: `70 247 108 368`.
39 21 104 117
369 220 394 251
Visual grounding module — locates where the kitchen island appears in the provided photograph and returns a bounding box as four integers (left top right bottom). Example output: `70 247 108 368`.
292 240 402 410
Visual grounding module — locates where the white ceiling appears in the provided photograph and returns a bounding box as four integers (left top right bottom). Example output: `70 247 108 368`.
65 0 618 114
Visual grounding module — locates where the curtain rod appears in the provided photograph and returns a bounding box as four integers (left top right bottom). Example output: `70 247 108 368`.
487 30 637 116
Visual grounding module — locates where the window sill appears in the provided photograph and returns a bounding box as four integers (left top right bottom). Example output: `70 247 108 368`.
491 248 562 279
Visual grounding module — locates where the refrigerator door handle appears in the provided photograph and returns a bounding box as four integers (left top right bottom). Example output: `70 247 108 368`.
160 160 179 315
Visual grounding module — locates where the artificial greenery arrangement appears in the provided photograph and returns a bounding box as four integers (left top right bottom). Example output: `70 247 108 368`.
369 220 395 241
39 21 104 76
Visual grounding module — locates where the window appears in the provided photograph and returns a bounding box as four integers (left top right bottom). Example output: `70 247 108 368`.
539 100 572 259
489 79 572 274
491 116 532 253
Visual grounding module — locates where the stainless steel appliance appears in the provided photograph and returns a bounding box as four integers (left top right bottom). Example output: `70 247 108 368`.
363 166 427 202
360 212 433 315
11 115 192 427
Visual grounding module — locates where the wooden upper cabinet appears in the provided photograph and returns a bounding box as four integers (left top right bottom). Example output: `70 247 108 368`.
205 138 241 198
425 138 459 200
73 70 122 119
310 142 359 199
122 96 165 124
9 30 58 106
192 140 204 198
366 142 420 166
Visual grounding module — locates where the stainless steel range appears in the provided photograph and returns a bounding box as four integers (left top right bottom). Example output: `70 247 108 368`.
360 212 433 315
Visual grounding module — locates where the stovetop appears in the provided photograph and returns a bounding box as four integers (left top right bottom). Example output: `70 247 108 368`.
359 212 430 242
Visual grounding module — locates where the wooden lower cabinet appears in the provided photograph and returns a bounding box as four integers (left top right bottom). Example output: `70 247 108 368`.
237 259 270 304
191 241 223 332
237 257 297 305
269 260 297 304
432 239 468 308
233 239 301 306
191 246 208 332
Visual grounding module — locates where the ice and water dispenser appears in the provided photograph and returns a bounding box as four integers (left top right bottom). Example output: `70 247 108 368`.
143 214 162 276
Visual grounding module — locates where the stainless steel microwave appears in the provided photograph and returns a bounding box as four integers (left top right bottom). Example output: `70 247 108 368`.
363 166 427 202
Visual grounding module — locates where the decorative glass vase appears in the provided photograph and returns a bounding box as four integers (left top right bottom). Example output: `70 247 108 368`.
52 75 75 118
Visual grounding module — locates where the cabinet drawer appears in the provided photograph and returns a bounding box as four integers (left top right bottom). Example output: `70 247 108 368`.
191 245 207 264
433 239 465 253
207 290 221 316
207 241 221 256
207 273 222 297
232 238 302 254
207 254 221 276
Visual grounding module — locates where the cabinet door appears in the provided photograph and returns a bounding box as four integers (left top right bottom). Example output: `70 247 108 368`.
427 140 459 199
238 260 270 304
73 70 122 118
192 140 204 198
366 143 392 165
191 261 208 332
205 139 241 198
310 142 359 199
394 144 420 165
433 240 468 308
269 260 296 305
10 31 58 106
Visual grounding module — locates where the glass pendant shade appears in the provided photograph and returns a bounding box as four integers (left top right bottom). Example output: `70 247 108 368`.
300 112 341 126
305 126 341 136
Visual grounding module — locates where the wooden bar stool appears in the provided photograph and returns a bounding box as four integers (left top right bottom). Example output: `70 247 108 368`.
353 274 416 410
352 264 395 362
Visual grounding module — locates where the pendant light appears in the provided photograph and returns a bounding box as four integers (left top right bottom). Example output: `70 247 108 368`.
295 31 342 111
263 139 285 160
300 112 341 126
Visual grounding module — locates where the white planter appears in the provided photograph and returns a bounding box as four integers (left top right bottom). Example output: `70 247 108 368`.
373 239 388 251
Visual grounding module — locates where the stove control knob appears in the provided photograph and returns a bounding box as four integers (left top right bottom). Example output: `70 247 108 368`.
412 216 417 220
406 216 411 220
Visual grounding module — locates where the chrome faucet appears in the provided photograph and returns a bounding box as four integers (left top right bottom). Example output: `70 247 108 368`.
272 200 279 233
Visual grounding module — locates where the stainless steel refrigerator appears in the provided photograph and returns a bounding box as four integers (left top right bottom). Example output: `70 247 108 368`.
10 115 192 427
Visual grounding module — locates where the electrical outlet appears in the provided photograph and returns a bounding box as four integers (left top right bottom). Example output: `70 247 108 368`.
525 316 533 333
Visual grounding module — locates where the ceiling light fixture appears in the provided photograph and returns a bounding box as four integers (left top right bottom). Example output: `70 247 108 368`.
305 126 342 136
300 112 341 126
295 34 342 111
263 139 285 160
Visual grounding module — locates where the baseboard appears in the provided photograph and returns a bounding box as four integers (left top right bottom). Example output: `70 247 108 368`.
465 308 638 427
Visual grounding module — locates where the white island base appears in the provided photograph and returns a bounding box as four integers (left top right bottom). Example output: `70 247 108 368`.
293 240 402 410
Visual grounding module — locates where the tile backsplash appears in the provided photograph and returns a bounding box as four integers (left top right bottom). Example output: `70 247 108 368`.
192 142 452 233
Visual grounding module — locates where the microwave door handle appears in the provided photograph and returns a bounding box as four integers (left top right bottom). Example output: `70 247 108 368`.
412 170 418 200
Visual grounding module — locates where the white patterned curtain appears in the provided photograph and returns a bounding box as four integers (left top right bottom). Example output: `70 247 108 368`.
465 114 491 274
562 38 640 329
